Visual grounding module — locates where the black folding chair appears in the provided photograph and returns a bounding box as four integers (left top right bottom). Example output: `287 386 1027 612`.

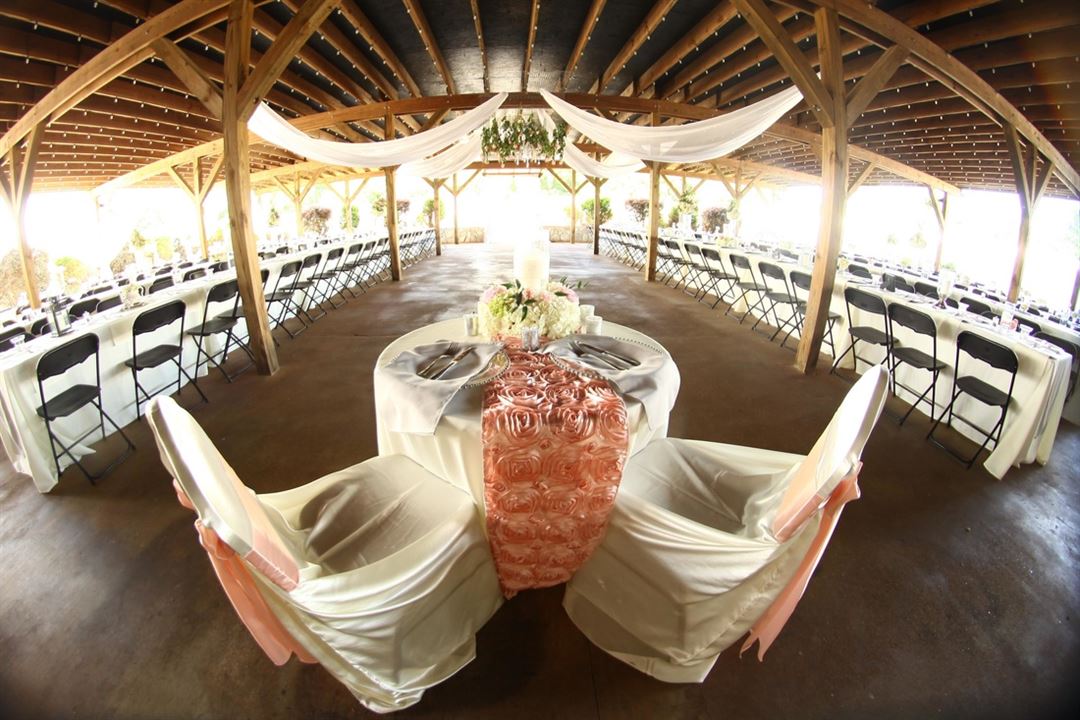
927 331 1018 468
699 247 738 308
914 280 939 299
848 264 873 280
887 303 947 425
125 300 207 417
882 273 915 293
30 318 51 336
960 296 993 316
97 295 122 312
758 261 802 345
831 287 894 375
290 252 326 323
725 253 771 326
36 333 134 484
308 247 347 311
187 279 255 383
148 276 174 294
183 267 207 282
209 261 230 273
789 270 843 356
1 326 31 352
154 265 173 276
265 260 306 338
1016 316 1041 335
68 297 99 319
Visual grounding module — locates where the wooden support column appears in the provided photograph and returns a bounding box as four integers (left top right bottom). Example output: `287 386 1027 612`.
592 177 603 255
1004 124 1054 303
927 185 949 272
645 161 661 282
735 0 909 373
325 177 368 234
1070 268 1080 311
570 170 578 243
452 173 460 244
3 123 45 308
384 109 402 281
431 179 443 256
223 0 277 374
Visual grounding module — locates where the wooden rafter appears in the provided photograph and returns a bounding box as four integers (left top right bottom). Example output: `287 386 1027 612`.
590 0 678 94
469 0 490 93
401 0 456 94
626 3 739 97
561 0 607 91
522 0 541 92
339 0 422 98
151 39 224 120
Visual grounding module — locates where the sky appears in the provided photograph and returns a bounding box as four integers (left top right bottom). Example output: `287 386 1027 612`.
1 174 1077 309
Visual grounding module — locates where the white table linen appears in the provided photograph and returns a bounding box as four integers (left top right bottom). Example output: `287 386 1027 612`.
375 319 681 509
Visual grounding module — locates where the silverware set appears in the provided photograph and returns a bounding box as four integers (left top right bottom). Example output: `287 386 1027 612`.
568 340 640 371
418 346 474 380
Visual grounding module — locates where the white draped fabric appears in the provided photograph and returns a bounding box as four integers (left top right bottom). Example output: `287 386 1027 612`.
561 143 646 179
248 93 507 168
540 86 803 163
398 132 482 179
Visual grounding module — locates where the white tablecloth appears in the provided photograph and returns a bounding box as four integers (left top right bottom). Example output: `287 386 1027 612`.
374 319 681 508
673 239 1072 479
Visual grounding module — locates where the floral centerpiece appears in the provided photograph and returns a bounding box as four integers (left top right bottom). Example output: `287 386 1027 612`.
478 278 582 340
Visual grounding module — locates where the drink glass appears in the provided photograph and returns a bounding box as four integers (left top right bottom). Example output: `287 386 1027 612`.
463 313 480 337
520 325 540 351
584 315 603 335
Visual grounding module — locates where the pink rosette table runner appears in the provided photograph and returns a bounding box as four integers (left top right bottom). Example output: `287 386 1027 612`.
482 347 629 596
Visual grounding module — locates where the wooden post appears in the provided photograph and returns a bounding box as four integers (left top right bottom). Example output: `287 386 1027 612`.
1070 268 1080 311
794 7 847 374
292 174 304 240
384 110 402 281
570 169 577 243
3 123 45 308
1004 124 1054 303
433 179 443 256
592 177 602 255
452 173 460 244
645 160 661 282
223 0 277 375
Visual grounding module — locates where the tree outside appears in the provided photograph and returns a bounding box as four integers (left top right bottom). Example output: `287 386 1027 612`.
581 197 613 226
302 207 332 238
0 249 50 307
421 198 444 228
625 198 648 224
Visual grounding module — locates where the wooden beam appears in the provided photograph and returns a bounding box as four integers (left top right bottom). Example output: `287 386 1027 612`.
469 0 490 93
7 123 46 308
384 108 402 281
733 0 834 127
237 0 341 121
223 0 277 375
401 0 457 94
592 177 603 255
432 179 443 256
523 0 541 92
844 46 909 126
626 4 738 96
339 0 423 98
151 38 224 120
561 0 607 91
0 0 231 158
591 0 678 94
796 6 847 374
848 162 876 193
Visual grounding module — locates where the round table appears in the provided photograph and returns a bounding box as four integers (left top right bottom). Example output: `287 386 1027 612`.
374 318 680 511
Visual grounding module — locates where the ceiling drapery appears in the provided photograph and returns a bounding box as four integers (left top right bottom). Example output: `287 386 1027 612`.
398 132 482 179
247 93 508 168
540 86 803 165
561 144 646 179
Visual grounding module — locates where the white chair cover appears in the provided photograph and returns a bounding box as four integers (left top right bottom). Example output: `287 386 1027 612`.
146 397 503 713
563 366 888 682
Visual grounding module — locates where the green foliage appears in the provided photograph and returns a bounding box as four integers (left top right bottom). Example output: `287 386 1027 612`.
667 189 699 229
0 249 50 307
701 207 728 233
267 206 281 227
155 236 175 262
908 231 928 249
54 256 91 293
109 246 136 276
581 197 613 226
340 204 360 230
396 199 410 216
369 192 386 215
421 197 444 228
481 115 567 162
129 228 151 250
625 198 649 224
302 207 332 237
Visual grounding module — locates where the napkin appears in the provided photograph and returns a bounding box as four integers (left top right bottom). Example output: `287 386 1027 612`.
378 341 503 434
543 335 680 429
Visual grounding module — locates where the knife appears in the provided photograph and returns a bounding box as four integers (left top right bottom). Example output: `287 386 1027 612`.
418 345 455 378
429 346 474 380
580 342 639 367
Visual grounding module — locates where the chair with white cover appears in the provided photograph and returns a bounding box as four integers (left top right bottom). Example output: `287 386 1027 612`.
145 396 503 713
563 365 888 683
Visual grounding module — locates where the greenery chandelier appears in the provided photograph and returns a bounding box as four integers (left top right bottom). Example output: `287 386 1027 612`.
481 113 567 165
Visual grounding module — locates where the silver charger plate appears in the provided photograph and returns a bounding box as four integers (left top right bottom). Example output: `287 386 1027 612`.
546 334 664 380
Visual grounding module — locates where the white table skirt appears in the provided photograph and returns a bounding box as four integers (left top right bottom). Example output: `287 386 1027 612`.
374 319 680 509
0 238 365 493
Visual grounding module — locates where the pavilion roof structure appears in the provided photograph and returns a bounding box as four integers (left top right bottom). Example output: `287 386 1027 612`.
0 0 1075 197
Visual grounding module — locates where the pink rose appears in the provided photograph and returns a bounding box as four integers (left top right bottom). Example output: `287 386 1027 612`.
540 443 583 488
544 381 584 406
551 405 596 444
540 515 583 544
541 488 585 517
494 383 546 409
579 445 625 486
584 382 620 405
595 402 629 445
495 487 543 515
493 448 543 486
493 405 544 442
491 516 538 545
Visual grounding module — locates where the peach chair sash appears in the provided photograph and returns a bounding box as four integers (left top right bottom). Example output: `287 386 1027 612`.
742 463 862 660
147 397 300 591
771 366 887 542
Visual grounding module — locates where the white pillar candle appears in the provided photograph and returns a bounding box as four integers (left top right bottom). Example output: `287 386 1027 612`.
514 235 550 292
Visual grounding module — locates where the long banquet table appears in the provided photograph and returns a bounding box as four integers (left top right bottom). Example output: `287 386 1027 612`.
670 238 1073 479
0 238 361 493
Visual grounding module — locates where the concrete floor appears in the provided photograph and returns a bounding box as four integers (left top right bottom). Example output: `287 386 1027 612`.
1 242 1077 720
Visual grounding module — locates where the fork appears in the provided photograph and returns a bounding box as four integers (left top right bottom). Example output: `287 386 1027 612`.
569 340 625 370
